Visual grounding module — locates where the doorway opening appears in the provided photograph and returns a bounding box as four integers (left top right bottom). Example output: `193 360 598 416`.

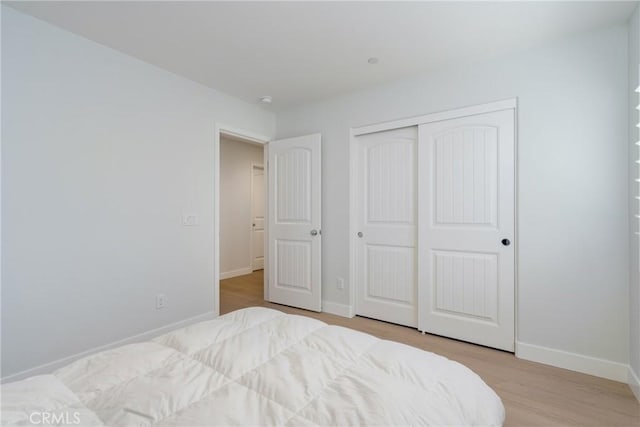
214 126 269 315
215 129 323 315
220 135 265 279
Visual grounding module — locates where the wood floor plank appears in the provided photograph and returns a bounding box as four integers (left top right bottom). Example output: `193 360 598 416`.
220 271 640 426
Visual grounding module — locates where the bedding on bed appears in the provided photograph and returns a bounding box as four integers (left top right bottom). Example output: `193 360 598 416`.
1 307 505 426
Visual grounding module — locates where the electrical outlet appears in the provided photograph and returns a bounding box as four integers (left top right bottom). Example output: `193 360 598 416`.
156 294 167 310
336 278 345 290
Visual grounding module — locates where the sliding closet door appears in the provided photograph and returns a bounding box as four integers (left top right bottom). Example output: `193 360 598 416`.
418 109 515 351
355 127 418 327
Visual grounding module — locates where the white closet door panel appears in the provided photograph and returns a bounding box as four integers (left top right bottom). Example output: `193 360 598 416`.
419 109 515 351
366 244 415 304
356 126 418 327
366 138 415 224
434 127 498 226
433 250 498 322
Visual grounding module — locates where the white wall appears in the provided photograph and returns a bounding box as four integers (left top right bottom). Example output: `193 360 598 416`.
276 25 630 374
220 138 264 277
1 7 275 378
628 4 640 399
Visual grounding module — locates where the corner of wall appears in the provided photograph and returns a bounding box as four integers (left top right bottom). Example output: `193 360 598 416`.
629 365 640 402
628 1 640 399
321 301 354 318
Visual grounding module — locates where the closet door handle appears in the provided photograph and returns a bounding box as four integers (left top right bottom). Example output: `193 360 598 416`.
501 238 511 246
357 232 363 238
310 229 318 236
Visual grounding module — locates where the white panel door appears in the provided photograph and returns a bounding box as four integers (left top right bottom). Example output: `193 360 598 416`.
251 165 265 271
355 127 417 327
268 134 322 312
418 109 515 351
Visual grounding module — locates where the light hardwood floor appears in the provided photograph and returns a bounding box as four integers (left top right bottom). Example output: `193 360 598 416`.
221 271 640 426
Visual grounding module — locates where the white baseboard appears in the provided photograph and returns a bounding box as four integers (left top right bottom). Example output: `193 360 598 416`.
322 300 354 318
516 341 629 382
1 311 217 384
629 365 640 402
220 267 253 280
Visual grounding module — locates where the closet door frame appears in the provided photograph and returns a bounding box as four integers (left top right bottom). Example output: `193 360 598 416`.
348 98 518 336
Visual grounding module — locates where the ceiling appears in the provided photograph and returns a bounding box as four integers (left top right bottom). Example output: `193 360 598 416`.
6 1 637 111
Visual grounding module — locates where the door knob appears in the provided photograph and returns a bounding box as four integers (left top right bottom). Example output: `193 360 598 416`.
501 238 511 246
310 229 318 236
357 232 363 238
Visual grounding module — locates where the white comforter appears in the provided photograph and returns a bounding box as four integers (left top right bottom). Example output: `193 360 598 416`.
2 307 505 426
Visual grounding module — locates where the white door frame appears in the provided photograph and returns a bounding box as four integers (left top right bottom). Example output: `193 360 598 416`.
250 162 265 271
214 124 270 315
348 98 518 341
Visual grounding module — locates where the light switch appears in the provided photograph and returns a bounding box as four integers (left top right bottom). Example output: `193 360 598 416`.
182 214 199 226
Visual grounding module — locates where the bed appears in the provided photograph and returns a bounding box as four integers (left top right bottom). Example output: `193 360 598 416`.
2 307 505 426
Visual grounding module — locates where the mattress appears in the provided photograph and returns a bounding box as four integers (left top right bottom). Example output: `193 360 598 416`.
2 307 505 426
